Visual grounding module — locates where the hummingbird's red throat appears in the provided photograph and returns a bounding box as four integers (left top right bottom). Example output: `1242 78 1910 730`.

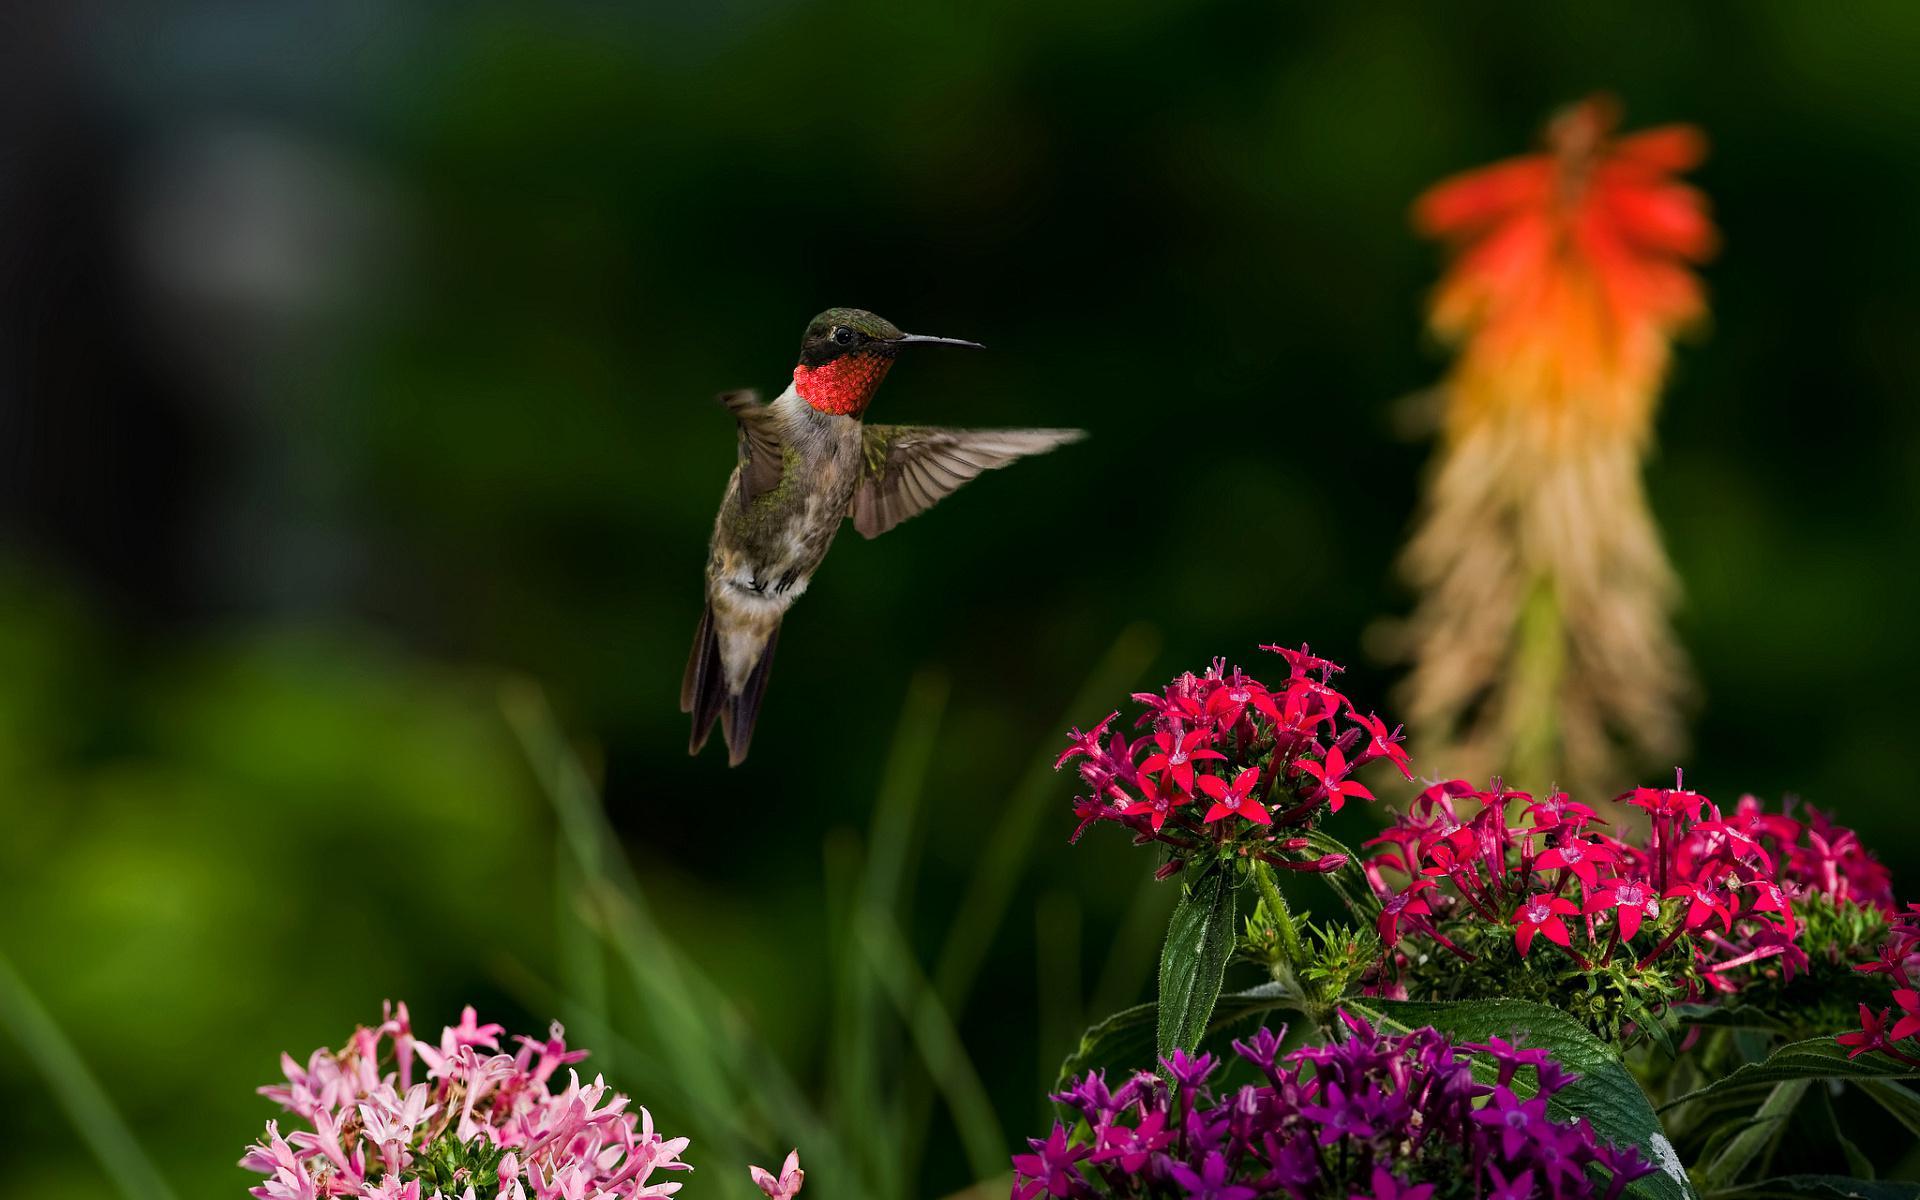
794 352 893 415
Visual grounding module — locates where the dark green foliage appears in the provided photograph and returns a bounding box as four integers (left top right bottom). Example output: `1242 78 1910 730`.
1156 864 1241 1056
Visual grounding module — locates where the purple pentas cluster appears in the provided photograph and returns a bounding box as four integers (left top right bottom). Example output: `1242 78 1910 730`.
1057 645 1411 877
242 1004 802 1200
1013 1012 1655 1200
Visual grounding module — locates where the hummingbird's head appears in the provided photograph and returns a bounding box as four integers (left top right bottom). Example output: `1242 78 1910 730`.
792 307 982 416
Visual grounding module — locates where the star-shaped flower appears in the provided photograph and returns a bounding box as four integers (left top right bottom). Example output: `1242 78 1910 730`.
1198 768 1269 826
1512 894 1579 957
1140 726 1225 793
1584 878 1659 940
1294 745 1374 813
748 1150 804 1200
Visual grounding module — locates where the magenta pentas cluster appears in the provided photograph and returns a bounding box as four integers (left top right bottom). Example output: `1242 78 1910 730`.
1362 775 1894 1038
1013 1012 1654 1200
242 1004 694 1200
1057 645 1411 876
1842 904 1920 1065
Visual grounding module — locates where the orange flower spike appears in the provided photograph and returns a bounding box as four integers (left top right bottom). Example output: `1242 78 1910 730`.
1413 96 1718 450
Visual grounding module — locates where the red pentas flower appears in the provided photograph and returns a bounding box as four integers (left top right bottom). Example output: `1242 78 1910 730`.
1584 879 1659 941
1363 770 1894 1042
1844 904 1920 1066
1378 880 1437 945
1199 768 1269 826
1294 745 1375 814
1056 643 1402 876
1535 833 1619 888
1514 894 1580 958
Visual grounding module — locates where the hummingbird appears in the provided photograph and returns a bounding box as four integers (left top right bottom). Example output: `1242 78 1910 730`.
682 307 1085 766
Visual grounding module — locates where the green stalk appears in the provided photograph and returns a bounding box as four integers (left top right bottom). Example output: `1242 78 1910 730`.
0 950 177 1200
1508 575 1564 791
1251 860 1306 996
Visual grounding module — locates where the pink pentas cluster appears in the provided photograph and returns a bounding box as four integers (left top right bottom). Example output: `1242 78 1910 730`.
242 1003 805 1200
1057 644 1411 877
1365 774 1890 998
1842 905 1920 1065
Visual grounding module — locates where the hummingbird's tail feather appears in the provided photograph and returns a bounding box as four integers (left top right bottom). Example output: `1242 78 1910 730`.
719 619 780 767
683 601 727 755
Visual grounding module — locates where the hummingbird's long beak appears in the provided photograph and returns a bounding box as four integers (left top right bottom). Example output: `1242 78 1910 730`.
890 332 985 350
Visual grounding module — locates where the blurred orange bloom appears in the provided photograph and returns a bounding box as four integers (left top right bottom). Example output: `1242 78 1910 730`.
1415 95 1716 449
1392 96 1717 796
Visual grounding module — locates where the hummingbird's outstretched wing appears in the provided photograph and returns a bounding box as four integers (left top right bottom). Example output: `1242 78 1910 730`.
718 389 785 503
850 425 1086 539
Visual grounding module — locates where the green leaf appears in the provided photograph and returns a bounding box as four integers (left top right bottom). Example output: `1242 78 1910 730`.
1660 1037 1920 1112
1855 1078 1920 1138
1814 1084 1875 1179
1702 1080 1808 1189
1346 997 1698 1200
1156 865 1240 1058
1705 1176 1920 1200
1669 1003 1793 1033
1057 981 1290 1089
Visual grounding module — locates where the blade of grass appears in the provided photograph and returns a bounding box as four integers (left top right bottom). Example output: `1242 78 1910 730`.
504 683 739 1124
866 669 949 913
823 830 887 1200
828 671 948 1198
933 623 1160 1012
1704 1080 1809 1189
901 623 1159 1183
1034 890 1082 1097
1088 878 1177 1023
490 949 671 1097
858 909 1008 1186
0 949 177 1200
502 683 837 1197
555 838 608 1033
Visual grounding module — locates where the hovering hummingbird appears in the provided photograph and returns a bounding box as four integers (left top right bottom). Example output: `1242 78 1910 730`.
682 307 1085 765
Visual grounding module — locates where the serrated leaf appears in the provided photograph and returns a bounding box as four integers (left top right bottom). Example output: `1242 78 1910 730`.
1055 981 1291 1090
1156 865 1239 1058
1659 1037 1920 1112
1706 1176 1920 1200
1346 997 1698 1200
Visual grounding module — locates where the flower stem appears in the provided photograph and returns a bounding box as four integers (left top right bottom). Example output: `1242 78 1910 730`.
1252 861 1308 992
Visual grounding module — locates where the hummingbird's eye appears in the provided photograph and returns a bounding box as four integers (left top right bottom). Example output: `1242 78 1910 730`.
831 325 856 346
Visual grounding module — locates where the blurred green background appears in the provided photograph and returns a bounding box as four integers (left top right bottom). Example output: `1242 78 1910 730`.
4 2 1920 1197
